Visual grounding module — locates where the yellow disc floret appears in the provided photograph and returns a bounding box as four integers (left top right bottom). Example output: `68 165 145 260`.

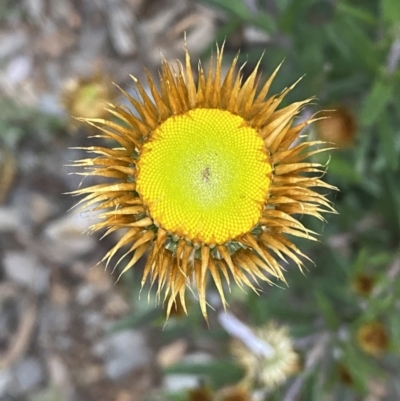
136 108 272 244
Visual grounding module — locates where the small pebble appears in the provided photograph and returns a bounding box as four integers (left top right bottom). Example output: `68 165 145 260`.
92 330 149 381
3 252 49 294
13 357 44 392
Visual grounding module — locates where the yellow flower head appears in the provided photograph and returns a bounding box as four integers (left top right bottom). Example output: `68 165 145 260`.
70 44 336 319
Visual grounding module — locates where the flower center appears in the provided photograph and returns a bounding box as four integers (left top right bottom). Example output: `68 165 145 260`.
136 108 272 244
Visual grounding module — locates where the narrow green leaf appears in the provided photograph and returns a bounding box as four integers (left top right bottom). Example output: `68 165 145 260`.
379 110 399 170
352 249 369 275
337 3 376 26
197 0 277 33
360 79 393 127
314 291 340 329
213 18 242 45
328 156 361 183
381 172 400 235
325 74 369 98
366 294 395 318
279 0 315 32
382 0 400 24
342 346 370 393
110 306 163 332
324 23 352 60
341 16 380 72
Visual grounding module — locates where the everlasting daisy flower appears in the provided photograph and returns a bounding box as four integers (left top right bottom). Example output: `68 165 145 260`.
231 322 299 388
71 44 336 319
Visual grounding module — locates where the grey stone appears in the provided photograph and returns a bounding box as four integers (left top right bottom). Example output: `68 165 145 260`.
0 207 22 232
42 211 98 263
76 284 97 306
7 55 32 84
13 357 44 392
0 369 12 397
38 93 65 117
0 30 27 58
92 330 149 381
28 192 59 225
83 311 105 338
106 0 137 57
163 374 199 393
3 251 49 294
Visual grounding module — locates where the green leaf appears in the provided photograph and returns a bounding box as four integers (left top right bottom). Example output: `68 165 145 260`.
274 0 292 13
328 155 361 184
378 110 399 170
352 248 369 275
299 41 324 76
197 0 277 33
110 306 163 332
204 0 248 17
325 74 369 99
340 16 380 72
324 23 353 61
365 293 395 319
382 0 400 24
389 311 400 353
337 3 376 26
279 0 312 32
314 291 340 329
360 79 393 127
380 172 400 236
212 18 242 46
247 12 277 33
341 346 370 393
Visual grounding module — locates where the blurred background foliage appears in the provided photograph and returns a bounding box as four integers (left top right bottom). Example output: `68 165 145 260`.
1 0 400 400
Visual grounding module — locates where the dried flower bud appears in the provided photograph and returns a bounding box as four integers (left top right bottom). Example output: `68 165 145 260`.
218 385 252 401
352 274 376 297
357 321 389 356
316 107 357 148
188 385 213 401
61 74 114 129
